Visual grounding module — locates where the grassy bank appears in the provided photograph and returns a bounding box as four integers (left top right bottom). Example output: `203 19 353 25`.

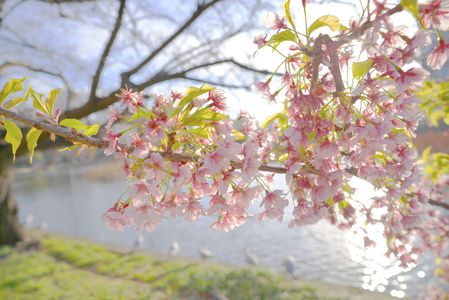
0 233 397 300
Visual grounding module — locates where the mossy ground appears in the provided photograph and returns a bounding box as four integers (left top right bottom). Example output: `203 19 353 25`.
0 233 396 300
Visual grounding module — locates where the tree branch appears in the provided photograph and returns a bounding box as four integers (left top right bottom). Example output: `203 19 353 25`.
88 0 126 102
122 0 222 79
181 58 281 76
182 76 251 90
0 107 107 148
428 199 449 211
2 106 448 212
0 106 286 174
335 4 403 47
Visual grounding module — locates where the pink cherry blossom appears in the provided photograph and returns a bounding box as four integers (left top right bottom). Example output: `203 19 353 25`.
263 12 288 31
394 67 429 90
253 34 268 48
120 86 144 112
259 190 288 222
104 129 121 156
130 132 150 159
105 105 120 129
101 204 127 231
420 0 449 30
125 204 161 232
173 164 192 195
128 180 150 205
427 39 449 70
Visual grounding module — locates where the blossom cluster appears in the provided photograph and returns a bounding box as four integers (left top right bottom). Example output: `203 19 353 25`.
102 86 283 232
98 1 449 295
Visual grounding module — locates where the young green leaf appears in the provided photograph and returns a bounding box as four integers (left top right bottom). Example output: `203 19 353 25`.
60 118 88 131
352 59 373 80
183 108 227 126
3 97 25 109
261 112 288 129
401 0 419 20
32 92 49 115
128 107 155 122
84 124 100 137
188 127 210 139
3 120 22 159
26 127 42 164
3 86 34 109
174 84 215 115
45 89 61 115
0 77 26 104
283 0 295 29
268 30 297 50
307 15 348 36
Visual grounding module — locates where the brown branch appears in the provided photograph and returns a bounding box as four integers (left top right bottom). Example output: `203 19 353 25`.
226 59 283 76
428 199 449 211
60 57 270 120
60 90 118 120
61 0 223 120
182 76 251 90
321 35 345 94
0 106 286 174
309 35 325 92
89 0 126 102
0 107 107 148
2 106 448 212
335 4 403 47
122 0 222 79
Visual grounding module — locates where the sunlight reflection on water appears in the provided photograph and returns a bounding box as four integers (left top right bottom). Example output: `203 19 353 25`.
13 162 434 299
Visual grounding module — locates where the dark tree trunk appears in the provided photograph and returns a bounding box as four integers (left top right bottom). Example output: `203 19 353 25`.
0 149 24 245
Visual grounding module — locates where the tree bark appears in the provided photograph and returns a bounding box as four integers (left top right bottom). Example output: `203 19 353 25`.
0 149 24 245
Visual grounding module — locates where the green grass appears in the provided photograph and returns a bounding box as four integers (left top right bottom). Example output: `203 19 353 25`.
0 234 391 300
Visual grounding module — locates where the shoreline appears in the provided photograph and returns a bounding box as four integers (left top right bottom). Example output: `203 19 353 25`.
0 230 403 300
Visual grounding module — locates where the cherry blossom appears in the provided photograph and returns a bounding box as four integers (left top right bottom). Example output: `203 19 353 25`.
427 39 449 70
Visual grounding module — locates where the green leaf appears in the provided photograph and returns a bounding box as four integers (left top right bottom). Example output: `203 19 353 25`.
417 80 449 127
45 89 61 115
183 108 227 126
59 118 99 137
58 145 80 152
3 97 25 109
232 129 246 141
3 120 22 159
261 112 288 129
268 30 297 49
128 107 154 122
188 127 210 139
421 146 432 162
60 118 88 131
26 128 42 164
0 78 26 104
352 59 373 80
401 0 419 19
32 92 49 115
4 86 35 109
429 110 445 127
283 0 295 29
307 15 349 35
174 85 215 115
84 124 99 137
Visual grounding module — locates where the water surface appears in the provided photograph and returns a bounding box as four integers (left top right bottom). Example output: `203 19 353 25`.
14 162 435 299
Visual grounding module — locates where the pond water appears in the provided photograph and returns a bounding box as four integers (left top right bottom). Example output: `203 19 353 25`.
13 162 436 299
